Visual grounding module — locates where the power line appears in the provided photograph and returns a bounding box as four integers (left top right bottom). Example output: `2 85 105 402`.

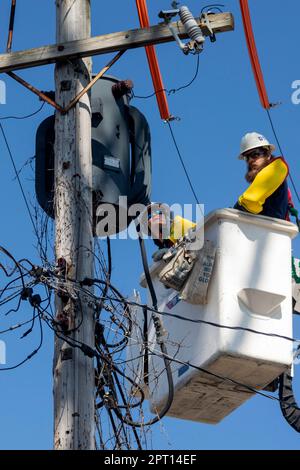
151 348 297 411
133 54 200 99
56 273 298 346
0 101 45 120
166 120 202 208
0 123 47 261
266 108 300 205
96 293 299 345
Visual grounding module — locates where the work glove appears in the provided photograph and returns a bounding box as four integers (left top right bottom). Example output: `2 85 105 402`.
152 248 169 262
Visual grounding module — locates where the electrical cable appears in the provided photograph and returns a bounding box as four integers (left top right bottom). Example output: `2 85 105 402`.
0 313 40 335
0 102 45 121
96 237 112 322
62 273 300 347
133 54 200 99
166 120 202 208
279 371 300 433
111 368 143 450
266 108 300 205
151 347 300 413
90 291 299 346
0 124 47 261
0 311 43 372
201 4 225 14
4 294 22 317
113 235 175 428
5 246 300 433
97 338 143 448
46 270 300 348
0 245 26 287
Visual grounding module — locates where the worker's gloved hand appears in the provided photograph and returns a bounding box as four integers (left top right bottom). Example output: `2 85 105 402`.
152 248 169 262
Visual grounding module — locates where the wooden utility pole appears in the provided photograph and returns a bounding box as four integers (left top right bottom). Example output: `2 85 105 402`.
53 0 95 450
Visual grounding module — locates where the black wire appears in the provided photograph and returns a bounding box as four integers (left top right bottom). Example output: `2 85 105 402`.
49 304 147 411
0 313 40 335
4 294 22 317
151 348 300 412
266 108 300 205
96 237 112 322
141 302 297 344
87 276 299 345
133 54 200 99
0 123 47 260
104 316 129 349
43 273 300 418
0 246 26 288
107 408 123 450
99 340 143 449
111 369 143 450
0 102 45 121
168 55 200 95
166 120 202 208
138 237 158 311
0 310 43 372
0 275 25 298
0 289 23 307
75 278 300 345
54 272 300 346
43 296 300 417
201 4 225 14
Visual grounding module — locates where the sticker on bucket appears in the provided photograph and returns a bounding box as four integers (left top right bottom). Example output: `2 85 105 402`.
166 293 181 310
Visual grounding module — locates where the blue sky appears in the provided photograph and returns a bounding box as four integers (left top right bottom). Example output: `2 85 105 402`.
0 0 300 450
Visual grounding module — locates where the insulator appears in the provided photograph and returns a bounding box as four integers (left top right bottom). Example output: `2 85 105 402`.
179 6 205 45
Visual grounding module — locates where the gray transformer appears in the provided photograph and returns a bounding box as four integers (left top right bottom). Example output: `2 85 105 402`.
35 75 152 233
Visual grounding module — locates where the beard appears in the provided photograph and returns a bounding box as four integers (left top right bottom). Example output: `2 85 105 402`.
245 157 273 183
245 167 260 183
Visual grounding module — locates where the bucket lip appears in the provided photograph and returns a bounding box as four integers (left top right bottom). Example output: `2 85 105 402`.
203 208 299 238
139 208 299 287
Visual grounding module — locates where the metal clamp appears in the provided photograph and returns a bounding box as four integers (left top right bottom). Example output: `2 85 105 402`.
200 12 216 43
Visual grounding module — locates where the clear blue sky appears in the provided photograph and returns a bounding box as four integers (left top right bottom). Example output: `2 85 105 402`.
0 0 300 450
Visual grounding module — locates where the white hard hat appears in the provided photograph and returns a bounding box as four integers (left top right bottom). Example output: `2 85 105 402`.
238 132 275 160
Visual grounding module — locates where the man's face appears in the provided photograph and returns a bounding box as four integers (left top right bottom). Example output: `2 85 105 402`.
148 211 169 240
243 147 271 183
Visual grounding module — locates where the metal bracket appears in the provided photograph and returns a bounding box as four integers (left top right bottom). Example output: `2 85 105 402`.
158 9 189 54
200 13 216 43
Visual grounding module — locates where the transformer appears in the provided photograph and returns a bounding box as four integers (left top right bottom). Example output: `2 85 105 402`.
35 75 151 234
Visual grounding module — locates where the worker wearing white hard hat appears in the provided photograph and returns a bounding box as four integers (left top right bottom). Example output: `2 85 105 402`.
238 132 275 160
234 132 292 220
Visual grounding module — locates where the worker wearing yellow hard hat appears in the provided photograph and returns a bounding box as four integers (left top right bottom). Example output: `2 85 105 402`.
234 132 292 220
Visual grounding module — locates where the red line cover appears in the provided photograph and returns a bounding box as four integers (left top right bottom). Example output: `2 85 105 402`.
136 0 171 120
239 0 270 109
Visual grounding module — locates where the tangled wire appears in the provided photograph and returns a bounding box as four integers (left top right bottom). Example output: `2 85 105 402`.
0 241 170 450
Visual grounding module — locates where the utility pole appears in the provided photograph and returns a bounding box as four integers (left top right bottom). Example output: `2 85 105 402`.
53 0 95 450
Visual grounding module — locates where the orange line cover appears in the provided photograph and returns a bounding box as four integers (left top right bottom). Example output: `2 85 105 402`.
239 0 270 109
136 0 171 120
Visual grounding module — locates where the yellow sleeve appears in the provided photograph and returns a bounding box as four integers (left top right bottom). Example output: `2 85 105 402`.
169 216 196 243
238 159 288 214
